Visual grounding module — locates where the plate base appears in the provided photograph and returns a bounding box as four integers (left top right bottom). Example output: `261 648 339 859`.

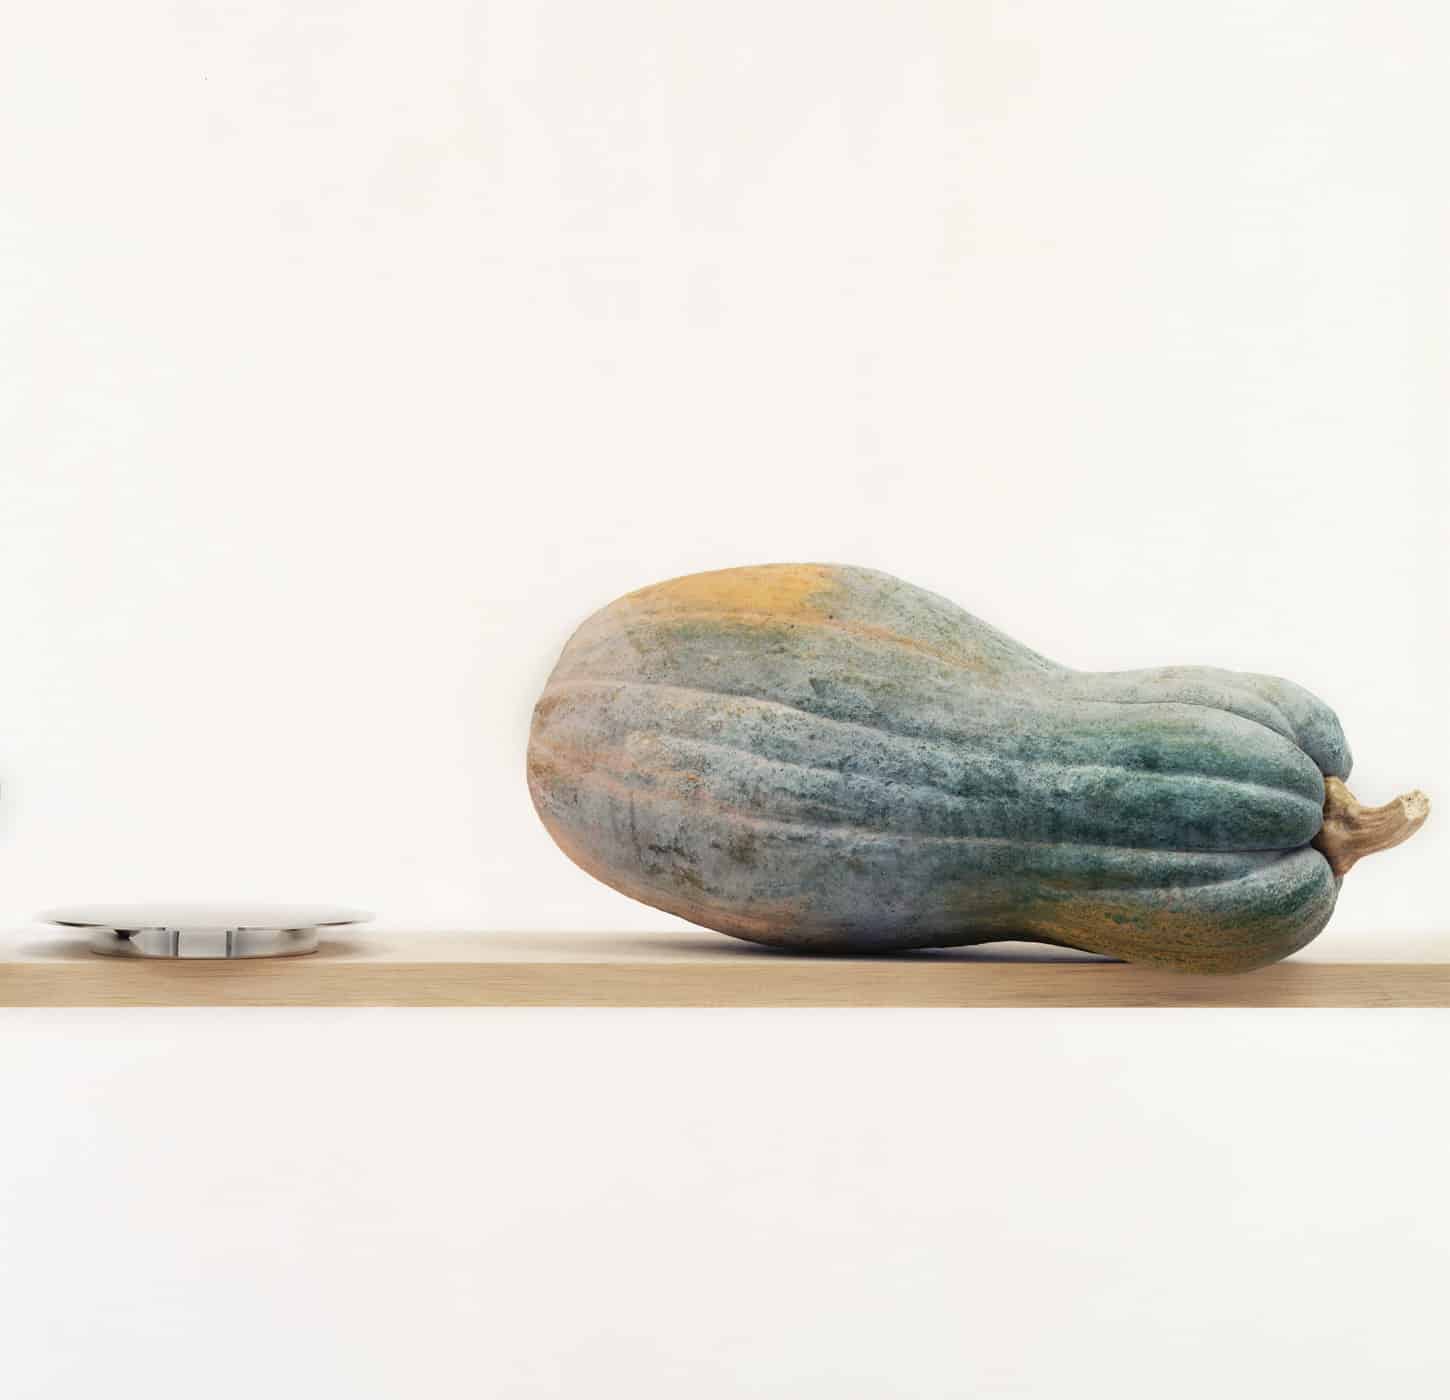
89 927 321 958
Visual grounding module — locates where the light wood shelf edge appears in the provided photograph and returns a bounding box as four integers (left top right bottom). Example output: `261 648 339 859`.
2 933 1447 1007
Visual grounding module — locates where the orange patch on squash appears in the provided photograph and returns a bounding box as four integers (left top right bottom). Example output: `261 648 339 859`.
622 564 839 621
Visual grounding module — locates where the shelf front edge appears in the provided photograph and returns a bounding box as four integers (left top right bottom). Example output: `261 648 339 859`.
2 947 1448 1008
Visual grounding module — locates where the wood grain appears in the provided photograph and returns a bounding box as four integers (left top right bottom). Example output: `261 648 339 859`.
1 933 1447 1007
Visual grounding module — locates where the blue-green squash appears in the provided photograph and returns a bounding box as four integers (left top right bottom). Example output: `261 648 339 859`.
527 564 1429 972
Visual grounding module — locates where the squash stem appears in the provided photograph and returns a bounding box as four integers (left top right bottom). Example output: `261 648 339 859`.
1312 776 1431 877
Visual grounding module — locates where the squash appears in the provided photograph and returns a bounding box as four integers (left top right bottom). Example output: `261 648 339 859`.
527 564 1428 972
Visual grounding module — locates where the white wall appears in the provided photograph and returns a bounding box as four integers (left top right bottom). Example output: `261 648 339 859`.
2 0 1445 948
3 6 1448 1398
5 1008 1450 1399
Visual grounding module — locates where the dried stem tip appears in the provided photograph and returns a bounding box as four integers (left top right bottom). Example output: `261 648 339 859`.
1313 776 1431 878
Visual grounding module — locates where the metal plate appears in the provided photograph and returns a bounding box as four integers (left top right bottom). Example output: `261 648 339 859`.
38 904 373 959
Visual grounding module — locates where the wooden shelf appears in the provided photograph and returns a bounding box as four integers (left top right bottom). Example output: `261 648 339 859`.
1 932 1447 1007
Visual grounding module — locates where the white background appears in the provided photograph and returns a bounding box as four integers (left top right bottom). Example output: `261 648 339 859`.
2 3 1447 1396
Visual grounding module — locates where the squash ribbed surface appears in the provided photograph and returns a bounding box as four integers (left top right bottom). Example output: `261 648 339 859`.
528 564 1352 971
